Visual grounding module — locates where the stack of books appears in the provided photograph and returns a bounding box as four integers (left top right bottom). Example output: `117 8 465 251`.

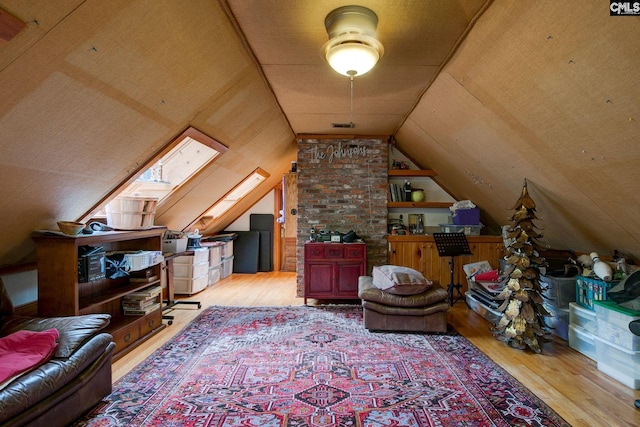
122 284 162 316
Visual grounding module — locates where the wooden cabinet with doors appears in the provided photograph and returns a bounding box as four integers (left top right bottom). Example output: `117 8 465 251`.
304 242 366 304
386 235 504 293
32 227 167 361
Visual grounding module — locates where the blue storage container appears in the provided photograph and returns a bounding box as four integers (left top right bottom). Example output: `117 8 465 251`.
452 208 480 225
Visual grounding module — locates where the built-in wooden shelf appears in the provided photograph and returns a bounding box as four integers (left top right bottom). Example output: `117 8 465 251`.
388 169 437 177
387 201 453 209
79 279 161 313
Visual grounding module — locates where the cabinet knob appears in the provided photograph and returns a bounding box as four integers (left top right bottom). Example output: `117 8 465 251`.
124 333 131 343
149 320 155 328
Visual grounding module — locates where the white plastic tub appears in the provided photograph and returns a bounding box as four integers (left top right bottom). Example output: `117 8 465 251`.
594 335 640 389
569 324 596 360
569 302 598 334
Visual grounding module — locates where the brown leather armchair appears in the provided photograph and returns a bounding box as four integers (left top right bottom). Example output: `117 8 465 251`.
358 275 449 332
0 279 115 427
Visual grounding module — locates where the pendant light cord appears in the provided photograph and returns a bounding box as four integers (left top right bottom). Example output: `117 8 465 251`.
349 73 355 128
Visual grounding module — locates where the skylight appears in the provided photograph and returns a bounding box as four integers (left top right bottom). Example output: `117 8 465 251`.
193 168 268 229
117 134 221 202
82 126 227 222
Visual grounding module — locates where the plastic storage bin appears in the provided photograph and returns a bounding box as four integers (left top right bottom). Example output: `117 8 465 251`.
540 274 577 309
465 291 502 325
543 303 569 341
162 238 187 254
207 243 223 267
575 275 617 310
174 248 209 265
208 265 221 286
221 240 234 258
438 224 483 235
569 324 597 360
173 261 209 279
569 302 598 334
593 301 640 351
221 255 234 279
452 208 480 225
594 335 640 389
174 274 208 295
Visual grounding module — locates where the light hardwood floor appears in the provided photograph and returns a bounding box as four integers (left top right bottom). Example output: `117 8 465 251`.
113 272 640 427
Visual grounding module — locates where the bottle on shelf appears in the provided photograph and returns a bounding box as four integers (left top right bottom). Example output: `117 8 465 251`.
403 180 412 201
416 214 424 234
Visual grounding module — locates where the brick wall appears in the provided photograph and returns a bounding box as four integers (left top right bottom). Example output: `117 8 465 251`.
295 138 388 296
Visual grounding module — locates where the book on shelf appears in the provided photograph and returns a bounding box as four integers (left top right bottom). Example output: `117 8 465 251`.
122 296 159 310
122 294 158 307
123 302 161 316
389 183 403 202
129 275 159 283
126 284 161 298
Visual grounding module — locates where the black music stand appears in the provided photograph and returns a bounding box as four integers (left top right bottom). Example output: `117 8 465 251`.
433 232 472 305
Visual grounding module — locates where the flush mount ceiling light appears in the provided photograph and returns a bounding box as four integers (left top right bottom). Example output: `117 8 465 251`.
323 5 384 77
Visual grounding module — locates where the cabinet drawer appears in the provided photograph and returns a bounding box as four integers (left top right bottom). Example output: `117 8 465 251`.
305 245 327 259
112 323 141 353
140 310 162 336
325 245 344 259
344 245 364 259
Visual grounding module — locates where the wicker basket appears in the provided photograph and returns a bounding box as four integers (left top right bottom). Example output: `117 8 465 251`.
57 221 85 235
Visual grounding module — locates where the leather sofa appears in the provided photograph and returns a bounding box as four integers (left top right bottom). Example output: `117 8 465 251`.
0 280 115 427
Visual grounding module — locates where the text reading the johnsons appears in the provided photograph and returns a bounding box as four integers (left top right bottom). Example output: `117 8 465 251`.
307 142 370 163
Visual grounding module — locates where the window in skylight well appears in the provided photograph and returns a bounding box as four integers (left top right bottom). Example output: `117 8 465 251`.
118 128 226 202
82 126 227 221
192 168 269 229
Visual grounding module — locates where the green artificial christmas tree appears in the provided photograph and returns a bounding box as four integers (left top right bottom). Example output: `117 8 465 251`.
493 179 551 352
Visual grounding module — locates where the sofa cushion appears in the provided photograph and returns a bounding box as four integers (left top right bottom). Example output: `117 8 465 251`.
372 265 432 295
0 332 114 424
0 314 110 358
359 276 448 307
0 328 59 387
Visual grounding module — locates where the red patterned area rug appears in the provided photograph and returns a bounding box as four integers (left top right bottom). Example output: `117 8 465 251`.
74 305 569 427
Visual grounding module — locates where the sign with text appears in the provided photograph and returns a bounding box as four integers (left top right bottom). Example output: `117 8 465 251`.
306 141 371 163
610 1 640 15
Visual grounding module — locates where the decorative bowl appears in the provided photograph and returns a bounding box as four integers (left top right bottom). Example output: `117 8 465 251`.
57 221 85 235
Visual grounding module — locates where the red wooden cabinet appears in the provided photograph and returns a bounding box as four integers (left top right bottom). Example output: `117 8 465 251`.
304 242 366 304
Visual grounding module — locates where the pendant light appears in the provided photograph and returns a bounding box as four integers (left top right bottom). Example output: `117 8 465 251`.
323 5 384 77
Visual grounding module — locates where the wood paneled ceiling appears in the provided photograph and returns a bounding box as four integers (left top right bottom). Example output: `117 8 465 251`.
1 0 640 266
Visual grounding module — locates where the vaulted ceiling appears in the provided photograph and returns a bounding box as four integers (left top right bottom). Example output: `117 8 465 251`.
1 0 639 267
